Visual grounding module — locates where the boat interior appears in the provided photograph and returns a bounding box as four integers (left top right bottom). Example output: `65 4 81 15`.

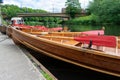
17 28 120 56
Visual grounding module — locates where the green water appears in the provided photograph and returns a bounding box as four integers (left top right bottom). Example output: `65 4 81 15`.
67 25 120 36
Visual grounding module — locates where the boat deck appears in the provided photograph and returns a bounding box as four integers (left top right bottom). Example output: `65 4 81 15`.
0 33 46 80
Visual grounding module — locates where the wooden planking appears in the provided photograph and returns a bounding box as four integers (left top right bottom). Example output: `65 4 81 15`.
30 32 81 37
118 37 120 48
38 35 80 46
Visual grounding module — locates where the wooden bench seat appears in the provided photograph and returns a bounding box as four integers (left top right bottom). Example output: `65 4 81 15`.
38 35 80 46
30 32 81 37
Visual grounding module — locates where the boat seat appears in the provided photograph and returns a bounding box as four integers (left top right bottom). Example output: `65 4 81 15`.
38 35 81 46
63 40 81 46
21 28 32 32
30 32 49 35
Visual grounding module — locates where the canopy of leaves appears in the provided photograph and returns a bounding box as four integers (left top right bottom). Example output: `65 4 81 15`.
65 0 81 19
1 4 47 20
24 17 62 27
88 0 120 25
1 4 62 27
65 14 97 25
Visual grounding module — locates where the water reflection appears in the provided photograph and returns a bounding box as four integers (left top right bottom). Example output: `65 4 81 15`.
67 25 120 36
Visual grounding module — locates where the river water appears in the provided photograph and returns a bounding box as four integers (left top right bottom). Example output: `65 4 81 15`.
67 25 120 36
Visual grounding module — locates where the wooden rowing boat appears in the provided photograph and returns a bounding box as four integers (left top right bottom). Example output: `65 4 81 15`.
9 26 120 77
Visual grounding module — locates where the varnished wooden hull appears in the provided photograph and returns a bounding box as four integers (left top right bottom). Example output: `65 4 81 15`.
11 28 120 77
0 26 7 34
118 37 120 49
6 27 13 37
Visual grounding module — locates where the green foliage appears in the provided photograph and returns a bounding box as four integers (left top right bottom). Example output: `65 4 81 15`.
1 4 47 20
1 4 62 27
2 4 21 19
66 14 97 25
24 17 62 27
41 71 53 80
88 0 120 25
65 0 81 19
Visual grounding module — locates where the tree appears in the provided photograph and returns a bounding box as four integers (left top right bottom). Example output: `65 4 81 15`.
89 0 120 25
1 4 47 20
1 4 62 26
65 0 81 19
